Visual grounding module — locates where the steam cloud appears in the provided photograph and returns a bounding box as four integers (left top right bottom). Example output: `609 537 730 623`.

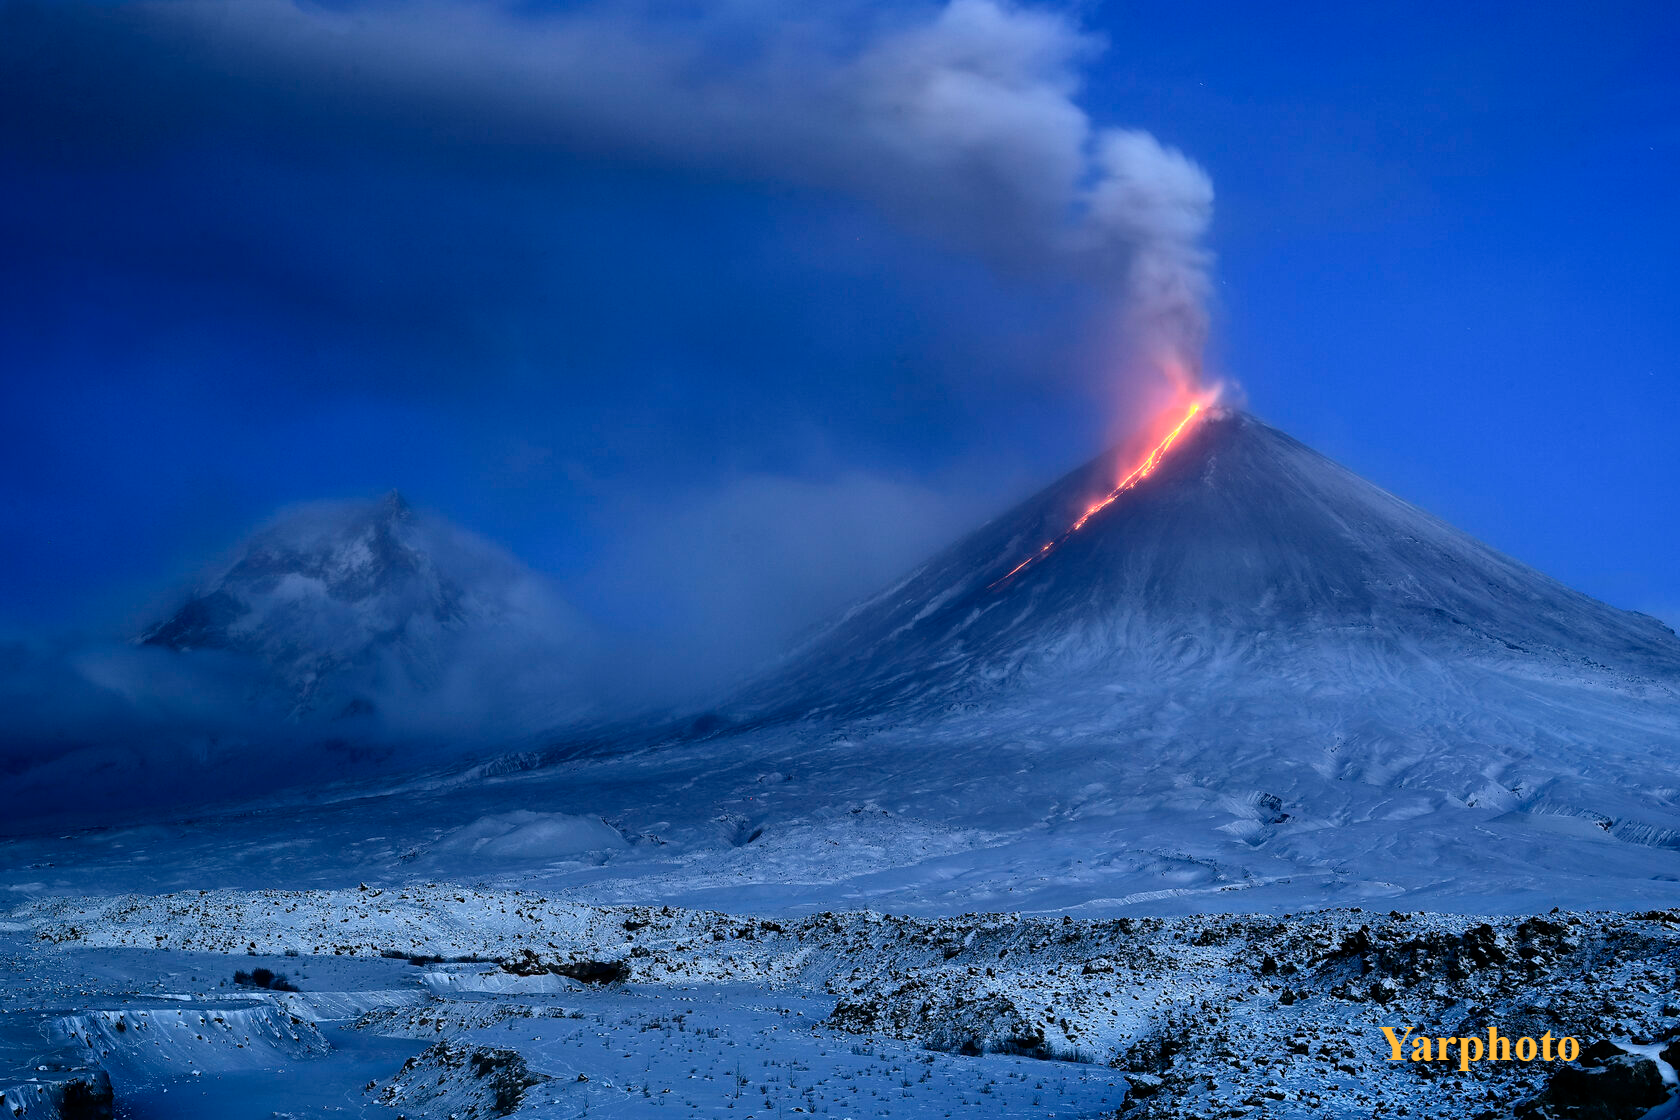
30 0 1217 390
1089 132 1217 389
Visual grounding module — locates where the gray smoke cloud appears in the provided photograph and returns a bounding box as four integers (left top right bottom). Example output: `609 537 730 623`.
0 1 1224 827
1087 131 1217 389
125 0 1217 387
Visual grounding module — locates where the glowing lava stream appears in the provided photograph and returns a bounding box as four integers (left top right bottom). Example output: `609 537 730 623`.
989 401 1205 590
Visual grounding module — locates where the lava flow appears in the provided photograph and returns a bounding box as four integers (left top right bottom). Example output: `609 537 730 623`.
989 400 1205 590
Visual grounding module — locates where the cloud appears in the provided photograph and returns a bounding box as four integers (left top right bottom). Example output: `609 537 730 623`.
3 0 1215 380
584 469 1003 696
0 1 1224 823
1089 130 1216 383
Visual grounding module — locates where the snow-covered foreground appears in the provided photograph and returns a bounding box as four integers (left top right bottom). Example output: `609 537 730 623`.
4 687 1678 922
5 886 1680 1118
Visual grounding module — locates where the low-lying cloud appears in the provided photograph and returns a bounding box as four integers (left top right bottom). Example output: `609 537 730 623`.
585 468 1004 694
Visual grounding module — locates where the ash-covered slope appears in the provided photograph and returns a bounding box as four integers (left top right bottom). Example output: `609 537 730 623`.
735 408 1680 721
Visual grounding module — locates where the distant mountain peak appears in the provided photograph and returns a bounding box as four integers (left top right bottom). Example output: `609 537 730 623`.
136 494 588 726
198 493 442 615
380 488 413 522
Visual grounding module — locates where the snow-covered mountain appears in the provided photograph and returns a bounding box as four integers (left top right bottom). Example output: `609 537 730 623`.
143 491 452 716
592 406 1678 912
140 491 596 732
0 494 608 826
731 406 1680 721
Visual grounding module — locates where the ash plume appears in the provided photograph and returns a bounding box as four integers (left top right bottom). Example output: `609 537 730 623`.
4 0 1218 393
1087 130 1217 391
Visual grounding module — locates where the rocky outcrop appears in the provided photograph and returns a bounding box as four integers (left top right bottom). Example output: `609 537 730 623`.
1518 1050 1666 1119
374 1041 551 1118
0 1067 112 1119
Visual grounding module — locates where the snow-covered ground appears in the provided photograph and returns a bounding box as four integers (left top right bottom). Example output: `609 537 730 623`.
3 682 1676 921
5 887 1680 1118
1 888 1136 1117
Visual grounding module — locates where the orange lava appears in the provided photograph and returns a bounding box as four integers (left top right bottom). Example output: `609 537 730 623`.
989 400 1204 590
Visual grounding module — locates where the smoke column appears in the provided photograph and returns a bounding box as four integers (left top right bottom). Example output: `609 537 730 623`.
1086 130 1217 395
18 0 1218 398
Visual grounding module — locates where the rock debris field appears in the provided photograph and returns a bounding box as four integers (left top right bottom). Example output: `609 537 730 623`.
4 886 1680 1118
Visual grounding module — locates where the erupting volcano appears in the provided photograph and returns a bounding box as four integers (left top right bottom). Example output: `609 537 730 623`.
6 408 1680 921
668 405 1680 912
991 399 1207 588
730 406 1680 727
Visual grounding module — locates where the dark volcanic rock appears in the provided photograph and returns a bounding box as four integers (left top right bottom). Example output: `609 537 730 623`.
1520 1051 1667 1119
59 1071 114 1120
500 950 629 984
549 959 630 986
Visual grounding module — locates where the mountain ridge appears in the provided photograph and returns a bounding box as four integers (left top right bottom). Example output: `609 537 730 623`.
140 490 471 718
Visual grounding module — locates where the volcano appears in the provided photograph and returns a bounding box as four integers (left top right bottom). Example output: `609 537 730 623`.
733 407 1680 721
141 491 464 717
566 405 1680 913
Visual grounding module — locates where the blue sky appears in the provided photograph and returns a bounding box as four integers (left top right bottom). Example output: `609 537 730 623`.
2 0 1676 668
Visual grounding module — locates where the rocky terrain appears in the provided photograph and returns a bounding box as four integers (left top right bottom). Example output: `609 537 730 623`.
4 887 1679 1117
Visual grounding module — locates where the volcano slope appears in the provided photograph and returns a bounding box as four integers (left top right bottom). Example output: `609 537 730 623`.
602 404 1680 916
5 408 1676 918
735 406 1678 722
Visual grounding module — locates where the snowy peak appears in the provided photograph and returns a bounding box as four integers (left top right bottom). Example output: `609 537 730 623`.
142 490 458 658
734 408 1680 719
139 494 590 727
140 491 467 709
216 487 441 611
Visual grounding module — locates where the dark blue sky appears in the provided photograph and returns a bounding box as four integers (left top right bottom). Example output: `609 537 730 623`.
2 0 1676 666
